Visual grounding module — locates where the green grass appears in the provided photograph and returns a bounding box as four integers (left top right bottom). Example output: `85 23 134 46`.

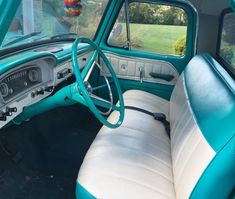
43 17 187 56
130 23 187 55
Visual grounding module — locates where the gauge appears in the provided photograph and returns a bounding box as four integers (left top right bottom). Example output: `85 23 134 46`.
0 83 9 97
28 69 40 82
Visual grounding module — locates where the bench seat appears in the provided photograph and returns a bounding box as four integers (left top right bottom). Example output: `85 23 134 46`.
77 90 173 199
76 53 235 199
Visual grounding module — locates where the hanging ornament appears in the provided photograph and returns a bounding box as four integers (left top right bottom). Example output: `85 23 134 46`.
64 0 83 17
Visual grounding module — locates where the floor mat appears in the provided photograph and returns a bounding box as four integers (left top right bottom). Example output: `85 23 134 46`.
0 104 101 199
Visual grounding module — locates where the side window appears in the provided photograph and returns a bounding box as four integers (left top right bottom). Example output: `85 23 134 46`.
108 6 128 48
108 2 188 56
218 11 235 72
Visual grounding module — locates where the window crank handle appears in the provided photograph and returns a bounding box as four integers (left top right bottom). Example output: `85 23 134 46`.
139 67 144 83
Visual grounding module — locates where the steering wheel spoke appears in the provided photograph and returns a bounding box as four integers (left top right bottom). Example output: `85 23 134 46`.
72 37 124 128
90 94 120 112
81 51 98 80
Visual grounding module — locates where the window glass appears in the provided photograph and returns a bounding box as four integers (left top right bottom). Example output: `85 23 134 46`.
108 6 127 48
1 0 109 49
219 12 235 70
108 2 188 56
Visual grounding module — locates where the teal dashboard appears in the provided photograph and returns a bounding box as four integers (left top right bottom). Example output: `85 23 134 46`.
0 41 91 128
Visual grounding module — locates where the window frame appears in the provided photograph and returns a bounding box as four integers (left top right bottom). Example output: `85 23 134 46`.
217 8 235 77
105 0 190 58
93 0 112 41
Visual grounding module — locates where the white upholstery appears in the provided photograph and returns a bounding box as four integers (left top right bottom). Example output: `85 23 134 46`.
78 90 174 199
123 90 170 119
170 75 215 199
77 75 215 199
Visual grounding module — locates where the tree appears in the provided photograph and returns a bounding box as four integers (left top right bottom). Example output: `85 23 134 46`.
223 14 235 45
129 3 187 26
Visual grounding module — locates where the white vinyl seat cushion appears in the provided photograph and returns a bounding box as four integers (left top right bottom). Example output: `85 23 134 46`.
77 90 175 199
123 90 170 119
77 54 235 199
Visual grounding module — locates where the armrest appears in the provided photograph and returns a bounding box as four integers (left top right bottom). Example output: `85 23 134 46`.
149 72 174 82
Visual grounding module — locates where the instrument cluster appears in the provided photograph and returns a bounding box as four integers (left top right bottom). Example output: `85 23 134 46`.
0 57 55 127
0 67 42 102
0 50 91 128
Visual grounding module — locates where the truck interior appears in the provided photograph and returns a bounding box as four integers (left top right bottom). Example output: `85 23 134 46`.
0 0 234 199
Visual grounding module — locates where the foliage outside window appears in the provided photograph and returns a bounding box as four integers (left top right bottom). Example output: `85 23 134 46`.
219 11 235 71
108 2 188 56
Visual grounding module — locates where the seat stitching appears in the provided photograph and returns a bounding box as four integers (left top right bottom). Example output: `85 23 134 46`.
171 113 193 158
101 124 169 145
174 137 203 186
124 92 169 104
170 101 188 142
173 124 196 167
82 157 173 182
80 172 175 199
98 129 171 155
120 125 170 145
86 143 172 168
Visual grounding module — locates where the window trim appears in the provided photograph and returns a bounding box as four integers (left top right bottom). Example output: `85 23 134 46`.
217 8 235 77
93 0 112 41
105 0 190 58
105 2 128 51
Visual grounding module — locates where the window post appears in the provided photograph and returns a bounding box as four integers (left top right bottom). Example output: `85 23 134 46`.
124 0 131 50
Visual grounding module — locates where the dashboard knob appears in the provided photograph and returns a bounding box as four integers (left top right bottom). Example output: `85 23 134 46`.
57 68 72 79
31 92 36 98
36 89 44 95
0 115 7 121
7 107 17 113
45 86 54 92
3 110 12 116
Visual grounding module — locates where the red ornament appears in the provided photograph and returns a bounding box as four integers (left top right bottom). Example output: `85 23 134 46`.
64 0 82 17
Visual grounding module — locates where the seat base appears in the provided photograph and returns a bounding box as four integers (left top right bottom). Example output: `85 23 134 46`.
77 90 175 199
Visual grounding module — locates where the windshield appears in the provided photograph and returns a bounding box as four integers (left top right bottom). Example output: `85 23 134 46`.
1 0 109 48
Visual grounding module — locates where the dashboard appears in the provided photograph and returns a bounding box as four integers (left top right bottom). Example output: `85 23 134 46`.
0 44 92 129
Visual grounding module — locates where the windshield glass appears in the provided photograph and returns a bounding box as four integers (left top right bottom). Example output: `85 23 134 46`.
1 0 109 48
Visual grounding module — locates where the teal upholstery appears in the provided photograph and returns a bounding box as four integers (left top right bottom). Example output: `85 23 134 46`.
76 182 96 199
184 53 235 198
190 136 235 199
184 53 235 152
76 53 235 199
231 0 235 12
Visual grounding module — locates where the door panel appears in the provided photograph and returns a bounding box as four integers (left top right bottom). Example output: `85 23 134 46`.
100 52 179 85
97 0 197 101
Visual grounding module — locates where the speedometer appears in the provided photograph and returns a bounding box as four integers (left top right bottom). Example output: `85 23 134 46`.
28 69 40 82
0 83 9 97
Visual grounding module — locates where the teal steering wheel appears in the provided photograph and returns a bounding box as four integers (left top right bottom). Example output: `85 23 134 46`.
72 37 124 128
